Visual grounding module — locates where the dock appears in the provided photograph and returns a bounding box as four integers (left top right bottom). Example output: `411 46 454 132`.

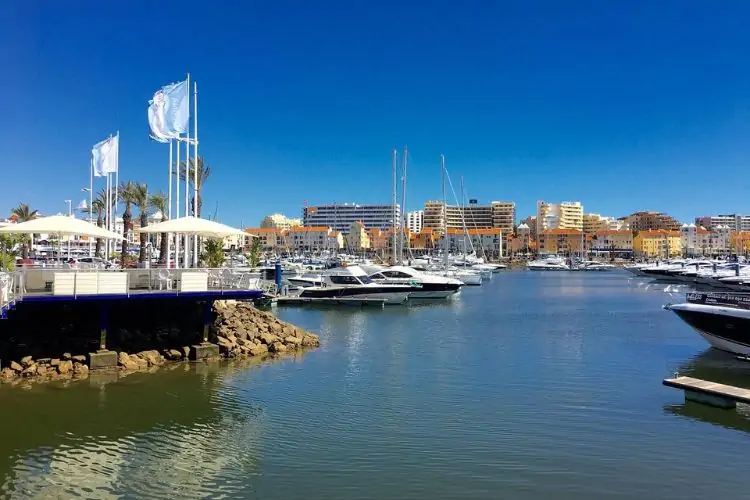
275 296 386 308
663 376 750 409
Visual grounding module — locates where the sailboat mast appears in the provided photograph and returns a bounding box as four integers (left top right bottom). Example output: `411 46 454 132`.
441 154 448 270
400 146 408 264
392 149 397 265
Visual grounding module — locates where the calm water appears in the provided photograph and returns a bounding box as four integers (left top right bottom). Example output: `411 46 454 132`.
1 271 750 499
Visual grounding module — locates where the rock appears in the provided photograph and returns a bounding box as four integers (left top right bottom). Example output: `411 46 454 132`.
73 363 89 376
166 349 183 361
138 350 164 367
302 334 321 347
63 353 72 360
57 360 73 374
249 343 269 356
20 356 33 367
0 368 16 381
270 342 287 353
217 336 235 355
72 355 86 363
284 336 303 347
9 361 23 373
50 359 60 367
36 365 48 377
36 358 51 365
258 332 279 345
134 357 149 370
118 352 140 371
22 363 38 377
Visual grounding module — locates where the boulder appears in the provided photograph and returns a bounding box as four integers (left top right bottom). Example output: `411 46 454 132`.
257 332 279 346
249 343 269 356
0 368 16 381
270 342 287 354
284 336 303 347
72 355 87 363
9 361 23 373
118 352 140 371
57 360 73 374
63 353 72 360
36 358 51 365
20 356 33 367
134 357 149 370
36 365 48 377
302 334 321 347
73 363 89 376
50 359 61 367
138 350 164 367
22 364 38 377
166 349 183 361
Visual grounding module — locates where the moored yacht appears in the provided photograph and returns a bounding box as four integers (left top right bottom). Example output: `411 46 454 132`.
297 266 413 304
527 256 569 271
665 292 750 356
368 266 464 299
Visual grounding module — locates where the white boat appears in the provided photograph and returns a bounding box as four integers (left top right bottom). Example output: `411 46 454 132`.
369 266 463 298
297 266 412 304
527 256 569 271
574 260 616 271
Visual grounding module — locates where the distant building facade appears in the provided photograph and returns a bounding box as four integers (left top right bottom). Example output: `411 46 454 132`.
405 210 424 234
422 201 515 234
260 213 302 230
303 203 399 233
536 201 584 234
583 213 629 234
621 211 680 233
695 214 750 233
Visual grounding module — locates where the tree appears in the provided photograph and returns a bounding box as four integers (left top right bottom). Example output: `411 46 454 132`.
132 183 150 263
177 156 211 217
149 192 169 264
82 189 110 257
0 234 22 271
118 181 138 267
248 237 262 267
201 238 224 268
10 203 38 258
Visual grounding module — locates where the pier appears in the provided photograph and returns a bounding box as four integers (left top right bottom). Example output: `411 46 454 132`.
663 376 750 409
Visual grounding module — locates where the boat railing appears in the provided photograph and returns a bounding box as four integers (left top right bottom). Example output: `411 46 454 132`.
0 271 19 317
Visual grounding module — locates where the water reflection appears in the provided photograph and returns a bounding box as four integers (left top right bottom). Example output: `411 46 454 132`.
0 362 264 499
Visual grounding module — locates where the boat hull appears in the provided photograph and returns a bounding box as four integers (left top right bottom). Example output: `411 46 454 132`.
668 301 750 356
299 287 411 304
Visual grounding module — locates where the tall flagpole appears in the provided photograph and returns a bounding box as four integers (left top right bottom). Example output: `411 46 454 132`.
167 140 173 269
175 126 181 267
105 172 110 259
89 159 94 257
184 73 191 268
193 79 199 266
114 131 120 252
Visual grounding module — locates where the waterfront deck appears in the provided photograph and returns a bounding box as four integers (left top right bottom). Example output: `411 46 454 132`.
663 376 750 409
1 268 273 318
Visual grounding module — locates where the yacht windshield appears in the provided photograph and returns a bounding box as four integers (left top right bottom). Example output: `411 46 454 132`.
359 275 374 284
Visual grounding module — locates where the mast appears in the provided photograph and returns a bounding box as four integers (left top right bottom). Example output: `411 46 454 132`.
441 154 448 270
392 149 397 265
401 146 408 264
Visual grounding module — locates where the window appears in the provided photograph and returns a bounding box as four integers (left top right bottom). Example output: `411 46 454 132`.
382 270 411 278
330 275 362 285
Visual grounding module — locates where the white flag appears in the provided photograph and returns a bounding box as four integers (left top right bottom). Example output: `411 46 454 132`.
92 134 119 177
148 89 171 142
162 80 189 136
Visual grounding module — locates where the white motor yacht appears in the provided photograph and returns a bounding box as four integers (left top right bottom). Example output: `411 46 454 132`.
527 256 569 271
369 266 464 299
297 266 413 304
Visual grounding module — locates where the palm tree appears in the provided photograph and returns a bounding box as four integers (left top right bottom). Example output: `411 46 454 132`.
83 194 105 257
10 203 38 258
132 183 150 263
118 181 138 266
177 156 211 217
149 192 169 264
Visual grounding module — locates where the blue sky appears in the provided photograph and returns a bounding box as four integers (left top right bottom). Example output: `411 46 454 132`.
2 1 750 227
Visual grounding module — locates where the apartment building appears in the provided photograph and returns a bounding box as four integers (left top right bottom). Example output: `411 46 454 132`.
243 228 284 251
260 213 302 230
536 201 584 235
303 203 400 232
695 214 750 232
591 230 633 258
538 229 589 255
405 210 424 233
285 226 343 251
422 201 515 234
345 221 371 251
633 230 682 258
621 211 680 233
441 228 503 258
681 223 730 256
583 213 629 234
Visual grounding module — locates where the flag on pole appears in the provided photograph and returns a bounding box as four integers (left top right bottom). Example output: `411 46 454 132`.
147 79 189 141
148 89 171 142
91 134 119 177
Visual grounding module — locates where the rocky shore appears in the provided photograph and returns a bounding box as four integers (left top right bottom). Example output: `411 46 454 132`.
0 300 320 385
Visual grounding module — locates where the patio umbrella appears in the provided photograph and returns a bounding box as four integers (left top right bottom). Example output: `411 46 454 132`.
0 215 124 240
136 216 251 238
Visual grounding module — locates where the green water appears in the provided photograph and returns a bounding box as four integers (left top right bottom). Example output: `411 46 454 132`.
1 272 749 499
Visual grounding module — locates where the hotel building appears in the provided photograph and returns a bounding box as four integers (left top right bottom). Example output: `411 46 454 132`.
422 201 515 234
302 203 400 233
536 201 584 234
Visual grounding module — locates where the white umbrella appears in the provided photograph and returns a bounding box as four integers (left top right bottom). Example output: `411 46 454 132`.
0 215 124 239
137 216 251 238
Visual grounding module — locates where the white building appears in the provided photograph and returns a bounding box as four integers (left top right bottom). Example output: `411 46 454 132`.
536 201 584 234
405 210 424 233
681 223 730 256
302 203 400 233
260 213 302 230
285 226 343 252
695 214 750 232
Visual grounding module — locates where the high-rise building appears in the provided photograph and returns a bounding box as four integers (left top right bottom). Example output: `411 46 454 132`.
422 201 515 234
302 203 400 233
536 201 583 235
695 214 750 232
583 213 629 234
260 213 302 230
405 210 424 233
621 211 680 233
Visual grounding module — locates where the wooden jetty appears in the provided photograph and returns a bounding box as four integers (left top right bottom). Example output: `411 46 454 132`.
663 376 750 409
275 296 386 308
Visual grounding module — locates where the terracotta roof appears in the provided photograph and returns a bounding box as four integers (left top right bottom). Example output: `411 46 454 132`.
594 230 632 236
541 228 583 235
